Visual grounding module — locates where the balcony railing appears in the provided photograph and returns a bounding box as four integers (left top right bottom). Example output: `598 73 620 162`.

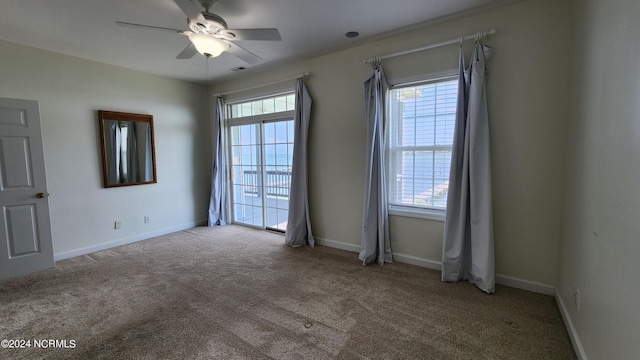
243 169 291 198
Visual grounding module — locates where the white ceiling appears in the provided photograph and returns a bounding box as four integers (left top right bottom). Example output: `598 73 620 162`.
0 0 516 84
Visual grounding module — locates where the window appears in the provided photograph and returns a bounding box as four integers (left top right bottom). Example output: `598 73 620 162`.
387 76 458 219
227 93 295 231
229 94 295 118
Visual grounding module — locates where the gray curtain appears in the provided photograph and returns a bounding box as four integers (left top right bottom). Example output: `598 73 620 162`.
125 122 137 182
442 40 495 293
208 96 229 226
285 79 314 247
359 63 393 266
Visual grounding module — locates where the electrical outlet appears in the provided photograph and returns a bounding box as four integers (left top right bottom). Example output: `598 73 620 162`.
144 216 150 224
114 221 122 229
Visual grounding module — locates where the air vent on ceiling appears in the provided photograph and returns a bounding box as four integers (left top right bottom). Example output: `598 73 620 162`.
230 66 247 72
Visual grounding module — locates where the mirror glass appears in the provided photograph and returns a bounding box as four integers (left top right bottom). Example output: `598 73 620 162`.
98 110 157 188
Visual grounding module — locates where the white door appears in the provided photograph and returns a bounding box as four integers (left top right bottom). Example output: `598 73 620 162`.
0 98 53 280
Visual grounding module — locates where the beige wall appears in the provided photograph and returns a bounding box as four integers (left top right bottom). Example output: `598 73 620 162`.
558 0 640 358
0 40 211 256
211 0 572 286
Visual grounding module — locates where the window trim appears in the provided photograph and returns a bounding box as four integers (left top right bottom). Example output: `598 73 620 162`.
227 111 295 126
389 204 445 222
385 73 458 220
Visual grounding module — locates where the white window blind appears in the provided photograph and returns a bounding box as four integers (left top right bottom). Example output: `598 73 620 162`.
387 77 458 211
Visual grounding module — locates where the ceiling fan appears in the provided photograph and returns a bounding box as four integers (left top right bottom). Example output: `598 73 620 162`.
116 0 281 65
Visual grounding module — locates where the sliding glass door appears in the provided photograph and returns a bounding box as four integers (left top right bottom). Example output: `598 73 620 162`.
263 120 294 231
230 124 263 227
230 120 294 231
227 94 295 231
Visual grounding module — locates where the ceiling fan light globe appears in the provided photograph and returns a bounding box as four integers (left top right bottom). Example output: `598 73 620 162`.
188 33 228 57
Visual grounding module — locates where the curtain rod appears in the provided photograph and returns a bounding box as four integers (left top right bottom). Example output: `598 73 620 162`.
215 72 309 97
363 29 496 63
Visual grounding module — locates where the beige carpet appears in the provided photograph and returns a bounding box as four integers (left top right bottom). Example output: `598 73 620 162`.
0 225 576 359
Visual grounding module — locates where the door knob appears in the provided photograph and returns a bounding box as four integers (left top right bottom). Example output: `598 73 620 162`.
36 192 48 198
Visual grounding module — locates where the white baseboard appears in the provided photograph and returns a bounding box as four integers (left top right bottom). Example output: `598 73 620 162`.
314 236 555 296
495 274 556 296
54 219 207 262
555 288 587 360
315 237 360 252
392 252 443 271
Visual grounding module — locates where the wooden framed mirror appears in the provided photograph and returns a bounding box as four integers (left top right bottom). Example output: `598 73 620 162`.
98 110 157 188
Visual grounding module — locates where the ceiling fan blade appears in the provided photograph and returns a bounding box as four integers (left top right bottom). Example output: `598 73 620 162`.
116 21 185 34
176 43 198 59
221 28 282 41
226 42 262 65
173 0 206 24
